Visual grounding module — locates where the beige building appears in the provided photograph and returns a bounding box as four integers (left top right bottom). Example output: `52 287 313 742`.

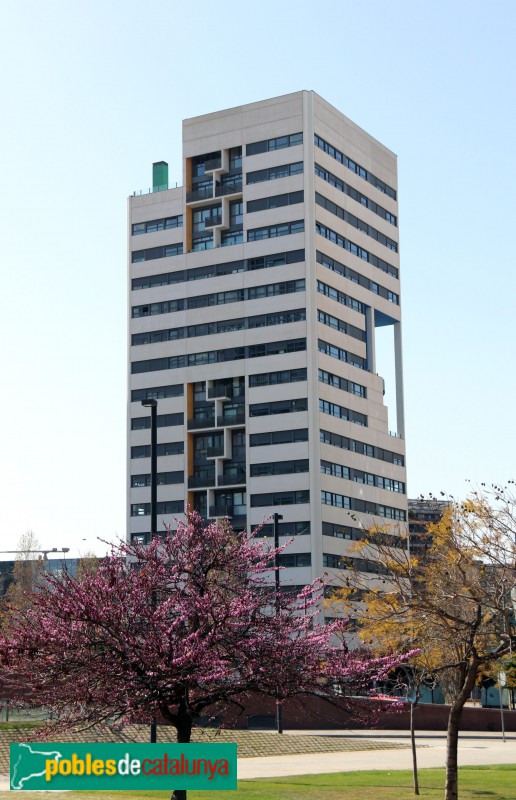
127 91 406 591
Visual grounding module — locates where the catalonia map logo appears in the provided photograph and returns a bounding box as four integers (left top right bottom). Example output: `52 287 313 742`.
10 742 237 790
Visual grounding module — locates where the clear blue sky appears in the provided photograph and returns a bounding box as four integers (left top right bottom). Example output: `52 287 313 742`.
1 0 514 556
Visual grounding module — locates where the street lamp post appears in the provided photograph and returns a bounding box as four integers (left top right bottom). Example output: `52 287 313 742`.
273 512 283 734
141 398 158 744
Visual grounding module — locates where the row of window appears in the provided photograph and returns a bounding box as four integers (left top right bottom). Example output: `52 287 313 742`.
317 278 364 314
317 309 365 343
248 220 304 241
131 338 307 374
320 460 405 493
132 278 306 318
132 243 183 263
314 164 396 225
131 442 184 459
246 132 303 156
318 368 366 399
132 308 306 346
322 554 389 575
247 191 303 213
318 338 366 371
321 490 406 520
254 520 310 537
322 521 367 541
319 398 367 427
249 398 307 417
316 193 398 252
278 553 311 567
131 471 184 487
131 384 184 402
314 134 396 199
319 428 404 466
131 500 184 516
249 428 308 447
316 222 398 279
132 215 183 235
317 251 399 305
250 459 309 477
249 367 307 387
191 229 244 251
131 413 184 430
250 490 309 507
131 249 305 291
247 161 303 184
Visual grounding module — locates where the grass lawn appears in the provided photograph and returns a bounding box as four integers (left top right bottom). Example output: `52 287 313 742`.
4 766 515 800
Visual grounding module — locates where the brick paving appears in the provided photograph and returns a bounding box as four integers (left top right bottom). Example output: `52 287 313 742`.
0 724 409 772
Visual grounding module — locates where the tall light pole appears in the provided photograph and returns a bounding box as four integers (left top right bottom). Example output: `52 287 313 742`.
141 398 158 744
273 511 283 734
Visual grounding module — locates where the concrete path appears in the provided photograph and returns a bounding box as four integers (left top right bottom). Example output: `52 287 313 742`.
238 730 516 779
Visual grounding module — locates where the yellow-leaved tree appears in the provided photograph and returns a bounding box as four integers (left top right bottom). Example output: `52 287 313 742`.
329 486 516 800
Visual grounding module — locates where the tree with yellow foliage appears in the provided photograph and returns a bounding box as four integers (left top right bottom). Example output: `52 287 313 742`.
331 486 516 800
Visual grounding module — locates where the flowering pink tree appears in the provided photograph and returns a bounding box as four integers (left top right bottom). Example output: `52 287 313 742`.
1 511 407 800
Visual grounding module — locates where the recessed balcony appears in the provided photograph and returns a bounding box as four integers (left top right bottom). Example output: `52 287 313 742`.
206 445 225 458
188 475 216 489
186 187 214 203
209 504 234 518
217 473 246 487
204 157 222 172
204 215 223 228
187 417 216 431
215 181 243 197
217 413 245 427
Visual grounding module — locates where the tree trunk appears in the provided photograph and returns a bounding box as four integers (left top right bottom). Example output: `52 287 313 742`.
409 702 419 795
445 702 461 800
171 712 193 800
444 662 478 800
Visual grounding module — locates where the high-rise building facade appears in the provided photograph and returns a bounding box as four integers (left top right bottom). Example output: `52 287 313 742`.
127 91 407 589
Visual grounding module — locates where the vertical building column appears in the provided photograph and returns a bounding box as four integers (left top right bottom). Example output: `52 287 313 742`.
394 321 406 439
302 91 323 589
365 307 376 374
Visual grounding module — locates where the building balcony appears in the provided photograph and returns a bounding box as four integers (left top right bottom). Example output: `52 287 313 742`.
208 385 245 401
209 504 234 518
215 181 243 197
204 157 222 172
208 386 231 401
204 215 223 228
206 445 225 458
188 475 216 489
187 417 215 430
217 473 246 487
217 413 245 427
186 187 214 203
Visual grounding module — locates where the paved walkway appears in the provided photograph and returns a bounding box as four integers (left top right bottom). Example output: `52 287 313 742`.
238 729 516 778
1 729 514 790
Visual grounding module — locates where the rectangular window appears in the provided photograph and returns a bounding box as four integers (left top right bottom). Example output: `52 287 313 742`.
248 220 304 242
249 428 308 447
247 162 303 184
132 215 183 235
132 244 183 263
250 490 310 507
246 133 303 156
249 368 307 387
247 191 303 213
249 398 307 417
